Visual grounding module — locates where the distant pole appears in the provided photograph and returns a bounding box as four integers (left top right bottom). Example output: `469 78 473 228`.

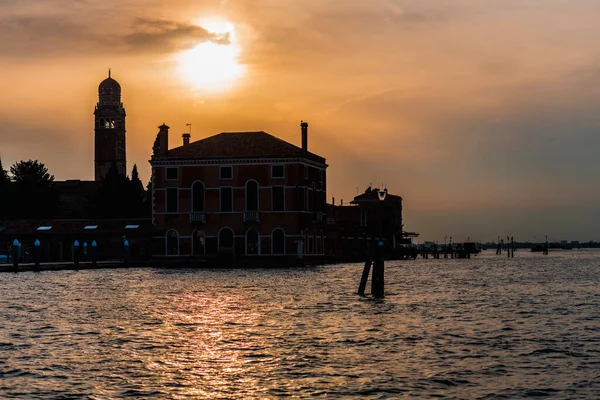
11 239 19 270
511 236 514 258
544 235 549 255
507 236 510 259
33 239 41 270
91 241 98 267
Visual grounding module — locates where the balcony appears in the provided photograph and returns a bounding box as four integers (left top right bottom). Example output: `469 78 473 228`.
243 211 260 223
189 211 206 224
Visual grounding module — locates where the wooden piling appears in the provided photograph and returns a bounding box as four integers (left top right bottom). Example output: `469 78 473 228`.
357 260 372 295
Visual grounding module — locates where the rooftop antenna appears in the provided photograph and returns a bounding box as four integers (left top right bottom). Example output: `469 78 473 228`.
186 123 192 135
108 68 111 78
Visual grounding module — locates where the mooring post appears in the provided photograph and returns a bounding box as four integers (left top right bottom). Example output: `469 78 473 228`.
91 241 97 267
357 259 372 295
11 239 20 270
123 239 130 267
33 239 41 270
511 236 514 258
371 240 385 298
73 240 80 269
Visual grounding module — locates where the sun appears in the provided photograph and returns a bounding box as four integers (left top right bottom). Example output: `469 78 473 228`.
177 18 245 92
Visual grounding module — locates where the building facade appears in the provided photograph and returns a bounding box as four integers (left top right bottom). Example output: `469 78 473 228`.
94 70 127 181
149 122 328 259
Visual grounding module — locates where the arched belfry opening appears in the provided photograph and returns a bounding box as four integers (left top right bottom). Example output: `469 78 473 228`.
94 69 127 181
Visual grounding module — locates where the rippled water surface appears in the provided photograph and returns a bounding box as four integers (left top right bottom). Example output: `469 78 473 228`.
1 250 600 399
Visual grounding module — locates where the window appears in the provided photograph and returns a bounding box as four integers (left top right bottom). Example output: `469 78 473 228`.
246 180 259 211
272 165 284 179
220 187 233 212
166 188 178 213
84 225 98 230
219 228 234 249
166 167 178 180
220 166 232 180
125 225 139 229
272 229 285 254
37 226 52 231
272 186 284 211
192 181 205 212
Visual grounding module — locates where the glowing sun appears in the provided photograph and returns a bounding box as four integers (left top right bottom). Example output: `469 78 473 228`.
178 18 245 92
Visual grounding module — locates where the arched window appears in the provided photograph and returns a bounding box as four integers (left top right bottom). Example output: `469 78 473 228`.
166 229 179 255
313 230 317 254
218 227 234 252
192 230 205 255
104 119 110 129
100 118 104 128
320 229 325 255
192 181 205 212
272 229 285 255
245 180 259 211
110 119 115 128
246 229 260 255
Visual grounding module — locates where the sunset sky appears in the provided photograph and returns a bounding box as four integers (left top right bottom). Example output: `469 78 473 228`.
2 0 600 242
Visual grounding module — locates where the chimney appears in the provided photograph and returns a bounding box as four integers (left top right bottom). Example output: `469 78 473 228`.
157 123 169 156
182 133 190 146
301 120 308 152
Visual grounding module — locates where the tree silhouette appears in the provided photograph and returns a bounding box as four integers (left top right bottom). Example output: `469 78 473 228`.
0 159 58 218
0 156 9 186
94 162 147 218
10 159 54 189
130 164 145 202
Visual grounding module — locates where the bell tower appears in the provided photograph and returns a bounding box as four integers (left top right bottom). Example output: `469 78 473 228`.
94 69 127 181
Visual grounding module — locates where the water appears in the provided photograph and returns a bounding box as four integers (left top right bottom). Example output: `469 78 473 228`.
1 250 599 399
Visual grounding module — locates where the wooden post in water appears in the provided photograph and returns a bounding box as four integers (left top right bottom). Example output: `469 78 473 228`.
511 236 515 258
33 239 41 270
372 241 385 298
507 236 510 259
11 239 19 271
73 240 80 269
91 241 98 267
357 259 372 295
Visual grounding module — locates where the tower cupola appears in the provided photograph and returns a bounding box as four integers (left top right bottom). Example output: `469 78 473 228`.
98 69 121 104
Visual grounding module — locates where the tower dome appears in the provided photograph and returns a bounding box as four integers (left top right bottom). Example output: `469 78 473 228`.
98 69 121 98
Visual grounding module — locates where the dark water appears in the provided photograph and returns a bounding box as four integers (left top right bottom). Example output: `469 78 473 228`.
1 250 599 399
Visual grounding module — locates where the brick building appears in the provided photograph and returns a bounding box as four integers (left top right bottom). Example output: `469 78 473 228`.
149 122 328 260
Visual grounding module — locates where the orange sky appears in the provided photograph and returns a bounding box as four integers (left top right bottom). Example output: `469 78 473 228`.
2 0 600 241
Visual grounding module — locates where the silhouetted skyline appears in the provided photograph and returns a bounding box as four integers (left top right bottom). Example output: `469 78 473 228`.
2 0 600 241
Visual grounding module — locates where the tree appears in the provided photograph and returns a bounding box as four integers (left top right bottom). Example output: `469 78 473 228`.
10 159 54 189
1 159 58 219
0 156 9 186
130 164 145 200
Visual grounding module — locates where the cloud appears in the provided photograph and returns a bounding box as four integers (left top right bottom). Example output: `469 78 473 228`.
0 13 228 58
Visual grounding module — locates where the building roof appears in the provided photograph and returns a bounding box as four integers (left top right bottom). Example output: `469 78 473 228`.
351 188 402 204
162 131 326 164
